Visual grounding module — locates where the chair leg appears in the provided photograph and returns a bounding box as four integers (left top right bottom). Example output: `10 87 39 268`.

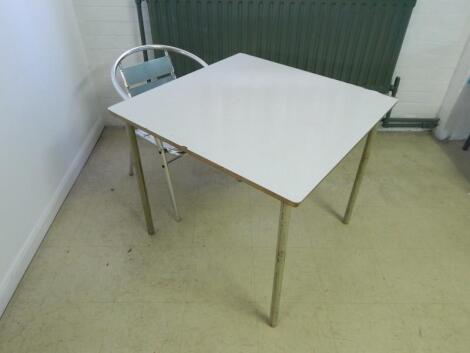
155 137 181 222
343 126 376 224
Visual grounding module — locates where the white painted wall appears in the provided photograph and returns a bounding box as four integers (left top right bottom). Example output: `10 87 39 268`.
434 35 470 140
73 0 150 125
393 0 470 119
73 0 470 125
0 0 102 315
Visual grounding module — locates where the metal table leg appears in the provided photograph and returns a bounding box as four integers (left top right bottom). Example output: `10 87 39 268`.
269 201 292 327
128 147 134 176
127 125 135 176
343 126 376 224
127 123 155 235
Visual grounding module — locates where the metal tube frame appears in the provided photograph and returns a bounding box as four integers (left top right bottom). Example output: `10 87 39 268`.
128 125 135 176
110 45 207 222
111 44 208 101
127 123 155 235
343 125 377 224
155 137 182 222
128 150 134 176
269 201 292 327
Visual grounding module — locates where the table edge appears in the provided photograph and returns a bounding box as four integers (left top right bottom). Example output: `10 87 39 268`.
108 110 302 207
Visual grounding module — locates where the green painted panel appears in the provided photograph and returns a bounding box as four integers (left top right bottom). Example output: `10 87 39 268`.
147 0 416 93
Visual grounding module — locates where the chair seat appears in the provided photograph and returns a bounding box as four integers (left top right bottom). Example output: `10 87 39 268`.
135 129 184 155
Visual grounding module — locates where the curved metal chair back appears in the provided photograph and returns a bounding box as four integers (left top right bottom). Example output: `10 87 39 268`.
110 45 207 222
111 44 208 100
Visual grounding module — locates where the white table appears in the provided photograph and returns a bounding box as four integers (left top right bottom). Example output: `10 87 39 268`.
109 53 397 326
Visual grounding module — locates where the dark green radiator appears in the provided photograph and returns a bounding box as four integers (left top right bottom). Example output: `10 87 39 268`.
146 0 416 94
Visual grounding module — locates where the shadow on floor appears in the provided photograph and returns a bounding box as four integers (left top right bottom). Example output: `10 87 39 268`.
437 138 470 182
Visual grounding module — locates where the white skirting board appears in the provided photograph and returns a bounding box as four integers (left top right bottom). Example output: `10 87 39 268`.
0 118 104 317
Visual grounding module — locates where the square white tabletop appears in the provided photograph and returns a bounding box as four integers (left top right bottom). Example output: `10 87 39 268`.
109 53 397 206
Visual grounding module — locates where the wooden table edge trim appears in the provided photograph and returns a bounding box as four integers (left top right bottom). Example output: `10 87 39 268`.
109 110 301 207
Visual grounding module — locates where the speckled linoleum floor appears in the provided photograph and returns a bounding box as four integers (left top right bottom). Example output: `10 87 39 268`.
1 127 469 353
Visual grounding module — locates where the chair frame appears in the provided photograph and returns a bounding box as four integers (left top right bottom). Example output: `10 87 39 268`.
111 44 208 222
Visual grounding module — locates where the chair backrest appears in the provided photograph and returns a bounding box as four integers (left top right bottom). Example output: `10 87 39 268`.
111 44 208 100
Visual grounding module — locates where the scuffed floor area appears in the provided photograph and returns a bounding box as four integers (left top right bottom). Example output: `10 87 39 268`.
1 127 469 353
